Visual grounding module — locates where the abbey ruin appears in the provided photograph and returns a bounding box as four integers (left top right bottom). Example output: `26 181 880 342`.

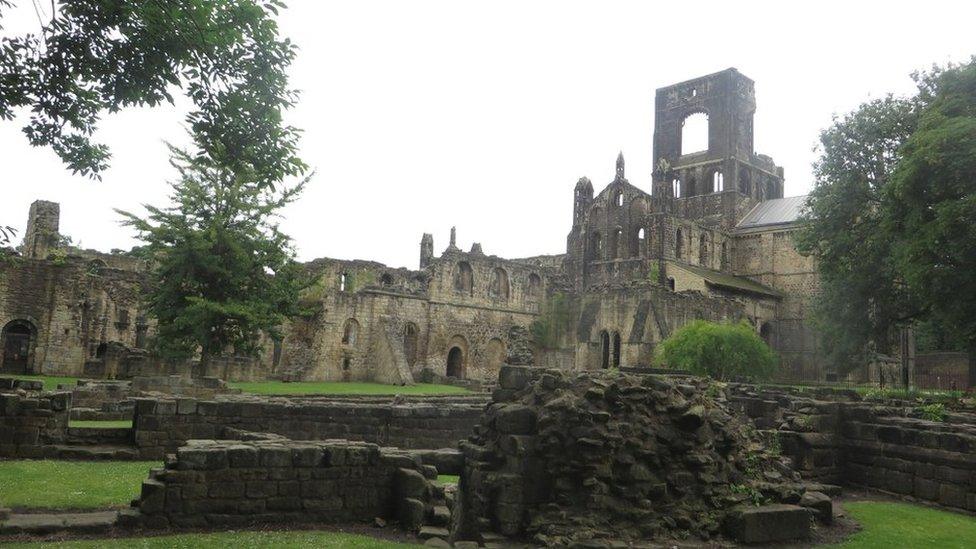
0 68 819 384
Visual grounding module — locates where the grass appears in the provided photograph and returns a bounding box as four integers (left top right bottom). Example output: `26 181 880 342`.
228 381 471 396
6 374 80 391
436 474 459 484
839 501 976 548
69 420 133 429
0 460 159 510
0 531 420 548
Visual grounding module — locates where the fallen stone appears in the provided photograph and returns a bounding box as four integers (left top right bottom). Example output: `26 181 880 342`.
799 491 833 524
418 525 451 540
727 504 810 543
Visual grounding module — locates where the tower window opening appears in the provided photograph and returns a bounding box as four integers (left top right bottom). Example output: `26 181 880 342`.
713 171 724 192
672 178 682 198
681 112 709 155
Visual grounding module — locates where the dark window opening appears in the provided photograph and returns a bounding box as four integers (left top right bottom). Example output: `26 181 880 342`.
454 262 474 296
612 332 621 368
447 346 464 378
600 330 610 369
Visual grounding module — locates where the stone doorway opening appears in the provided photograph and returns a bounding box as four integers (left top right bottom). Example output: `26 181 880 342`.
1 320 35 374
446 346 465 379
600 330 610 369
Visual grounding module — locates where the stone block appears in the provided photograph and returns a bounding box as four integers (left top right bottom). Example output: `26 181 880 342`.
727 504 810 544
498 365 533 391
398 497 426 531
396 468 429 499
494 405 536 435
799 491 832 524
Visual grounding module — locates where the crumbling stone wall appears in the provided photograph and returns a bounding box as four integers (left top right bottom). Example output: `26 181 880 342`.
0 384 70 457
132 394 488 459
728 384 976 513
127 439 442 530
453 366 824 545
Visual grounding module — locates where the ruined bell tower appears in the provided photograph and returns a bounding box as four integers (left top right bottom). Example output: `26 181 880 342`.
651 68 784 204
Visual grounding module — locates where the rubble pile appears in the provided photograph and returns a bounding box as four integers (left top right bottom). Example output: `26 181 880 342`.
455 366 828 545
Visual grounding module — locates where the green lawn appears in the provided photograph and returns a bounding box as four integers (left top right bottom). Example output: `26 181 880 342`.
0 460 158 510
69 420 133 429
1 530 420 548
6 374 80 391
839 501 976 548
436 474 459 485
229 381 471 396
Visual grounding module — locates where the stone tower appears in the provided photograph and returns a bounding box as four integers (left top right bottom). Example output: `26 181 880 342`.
572 177 593 227
22 200 60 260
419 233 434 268
651 68 784 202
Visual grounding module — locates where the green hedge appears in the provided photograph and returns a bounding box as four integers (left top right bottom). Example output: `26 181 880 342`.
654 320 777 381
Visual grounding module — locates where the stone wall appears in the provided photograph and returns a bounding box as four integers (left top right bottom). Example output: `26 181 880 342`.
843 406 976 511
132 394 488 459
728 384 976 513
0 386 70 457
126 439 443 531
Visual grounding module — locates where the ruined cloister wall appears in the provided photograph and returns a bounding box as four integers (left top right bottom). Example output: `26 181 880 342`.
132 394 488 459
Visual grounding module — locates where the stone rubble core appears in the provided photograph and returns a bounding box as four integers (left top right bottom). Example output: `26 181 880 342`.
123 438 450 532
453 366 828 546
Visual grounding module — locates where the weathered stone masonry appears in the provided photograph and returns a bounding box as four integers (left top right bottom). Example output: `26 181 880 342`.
132 394 489 459
127 438 445 532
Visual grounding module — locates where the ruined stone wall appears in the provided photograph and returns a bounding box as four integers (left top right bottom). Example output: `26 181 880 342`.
571 284 747 369
132 394 487 459
729 384 976 514
0 255 148 376
129 439 441 531
0 385 70 458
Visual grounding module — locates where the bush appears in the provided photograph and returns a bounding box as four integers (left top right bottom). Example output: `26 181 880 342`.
654 320 777 381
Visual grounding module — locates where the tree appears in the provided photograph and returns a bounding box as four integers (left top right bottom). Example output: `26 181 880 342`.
654 320 777 381
0 0 304 183
117 146 312 365
794 95 922 372
886 59 976 387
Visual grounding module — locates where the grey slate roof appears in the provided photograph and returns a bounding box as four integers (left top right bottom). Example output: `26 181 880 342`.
736 195 808 232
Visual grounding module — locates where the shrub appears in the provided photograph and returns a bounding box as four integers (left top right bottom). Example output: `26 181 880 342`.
917 403 947 422
654 320 777 381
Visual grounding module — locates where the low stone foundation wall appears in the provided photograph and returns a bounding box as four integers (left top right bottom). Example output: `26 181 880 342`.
133 395 487 459
728 384 976 513
843 407 976 511
125 439 443 531
0 391 70 458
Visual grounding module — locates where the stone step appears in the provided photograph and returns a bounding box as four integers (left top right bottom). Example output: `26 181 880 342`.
51 444 140 460
0 511 118 535
418 525 450 541
66 427 133 444
429 505 451 526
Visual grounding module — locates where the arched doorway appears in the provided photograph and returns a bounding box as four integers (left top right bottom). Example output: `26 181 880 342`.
600 330 610 369
2 320 35 374
446 346 465 379
612 332 622 368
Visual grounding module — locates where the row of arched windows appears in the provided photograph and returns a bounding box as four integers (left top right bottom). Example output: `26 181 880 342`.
453 262 542 301
588 226 651 261
671 170 727 198
674 228 730 270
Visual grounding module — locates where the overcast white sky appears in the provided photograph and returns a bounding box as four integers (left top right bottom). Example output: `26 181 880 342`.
2 1 974 269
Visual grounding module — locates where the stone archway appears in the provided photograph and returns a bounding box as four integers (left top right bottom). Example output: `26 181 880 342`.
447 346 465 379
1 319 36 374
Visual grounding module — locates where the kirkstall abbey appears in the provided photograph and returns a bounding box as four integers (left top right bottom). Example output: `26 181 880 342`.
0 68 822 384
